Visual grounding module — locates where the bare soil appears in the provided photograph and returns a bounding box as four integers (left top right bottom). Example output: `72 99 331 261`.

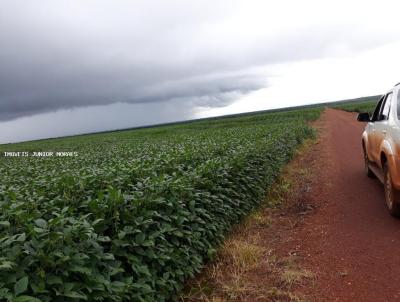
294 108 400 302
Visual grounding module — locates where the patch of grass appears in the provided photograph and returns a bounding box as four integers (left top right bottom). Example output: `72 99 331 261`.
281 268 314 287
220 240 264 271
294 138 316 157
246 211 273 228
267 287 303 302
267 177 293 206
278 254 314 289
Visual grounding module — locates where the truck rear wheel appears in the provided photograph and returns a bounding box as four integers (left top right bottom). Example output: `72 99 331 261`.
383 162 400 217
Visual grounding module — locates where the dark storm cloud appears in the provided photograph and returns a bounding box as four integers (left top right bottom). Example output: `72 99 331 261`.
0 0 399 122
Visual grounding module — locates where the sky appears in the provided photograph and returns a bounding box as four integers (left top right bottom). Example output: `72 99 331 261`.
1 0 400 143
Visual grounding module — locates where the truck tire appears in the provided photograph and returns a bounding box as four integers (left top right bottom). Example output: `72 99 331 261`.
383 162 400 217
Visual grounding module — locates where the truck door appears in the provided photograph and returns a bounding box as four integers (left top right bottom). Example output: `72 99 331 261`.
368 96 385 163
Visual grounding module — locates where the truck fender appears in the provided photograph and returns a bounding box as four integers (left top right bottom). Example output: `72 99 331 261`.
361 132 369 156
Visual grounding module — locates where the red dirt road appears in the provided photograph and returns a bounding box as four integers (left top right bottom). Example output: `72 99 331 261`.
299 108 400 301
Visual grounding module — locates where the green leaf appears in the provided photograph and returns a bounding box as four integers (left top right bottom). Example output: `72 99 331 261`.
63 291 88 300
103 253 115 260
47 275 63 285
0 221 10 227
14 276 28 296
133 265 151 277
70 266 91 275
34 219 47 229
92 218 103 225
0 260 15 270
33 227 46 233
135 233 145 244
15 295 41 302
15 233 26 242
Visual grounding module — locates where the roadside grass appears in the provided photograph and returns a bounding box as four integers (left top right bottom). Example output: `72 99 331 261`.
279 257 314 287
180 138 318 302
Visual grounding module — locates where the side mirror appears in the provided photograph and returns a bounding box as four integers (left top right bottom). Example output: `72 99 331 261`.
357 112 371 122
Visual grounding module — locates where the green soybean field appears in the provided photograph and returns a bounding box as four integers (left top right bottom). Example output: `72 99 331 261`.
0 108 320 301
332 95 380 115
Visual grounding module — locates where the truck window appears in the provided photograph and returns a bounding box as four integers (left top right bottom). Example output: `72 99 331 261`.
380 93 392 120
372 96 385 121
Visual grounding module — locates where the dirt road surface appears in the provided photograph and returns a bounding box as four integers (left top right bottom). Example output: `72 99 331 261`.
298 108 400 302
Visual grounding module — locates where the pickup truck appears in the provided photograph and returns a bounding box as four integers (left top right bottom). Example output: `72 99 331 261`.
358 85 400 216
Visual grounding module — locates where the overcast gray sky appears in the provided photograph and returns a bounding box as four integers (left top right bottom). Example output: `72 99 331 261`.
1 0 400 143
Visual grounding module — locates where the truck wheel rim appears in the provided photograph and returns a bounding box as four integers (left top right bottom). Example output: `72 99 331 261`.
385 170 394 210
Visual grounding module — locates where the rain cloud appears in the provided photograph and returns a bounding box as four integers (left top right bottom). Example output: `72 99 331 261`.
1 0 400 142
